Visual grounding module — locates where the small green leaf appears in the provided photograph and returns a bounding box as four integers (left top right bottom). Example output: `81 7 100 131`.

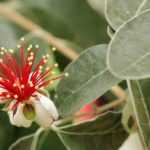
56 44 121 117
107 10 150 79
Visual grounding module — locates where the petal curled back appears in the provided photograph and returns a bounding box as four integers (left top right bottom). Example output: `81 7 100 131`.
31 94 59 128
8 103 32 128
38 94 59 120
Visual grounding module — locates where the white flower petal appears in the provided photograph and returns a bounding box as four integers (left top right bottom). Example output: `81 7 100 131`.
32 100 53 128
8 103 32 128
119 133 144 150
0 88 9 103
8 111 16 125
39 94 59 120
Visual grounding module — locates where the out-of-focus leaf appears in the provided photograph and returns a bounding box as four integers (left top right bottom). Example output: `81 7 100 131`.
53 112 127 150
37 130 66 150
19 0 109 48
0 112 15 150
127 80 150 150
105 0 142 30
0 18 17 47
87 0 105 15
107 10 150 80
56 45 121 117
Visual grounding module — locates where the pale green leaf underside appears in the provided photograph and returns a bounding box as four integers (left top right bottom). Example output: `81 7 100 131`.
127 80 150 150
56 44 121 117
105 0 142 30
107 10 150 79
54 112 121 135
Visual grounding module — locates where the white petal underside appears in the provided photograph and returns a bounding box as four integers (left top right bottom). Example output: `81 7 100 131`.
33 100 53 128
39 94 59 120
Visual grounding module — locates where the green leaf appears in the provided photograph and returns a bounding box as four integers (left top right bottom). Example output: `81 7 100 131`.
0 18 17 47
56 44 121 117
55 112 121 134
87 0 105 15
52 112 127 150
0 112 15 150
37 130 66 150
105 0 142 30
127 79 150 150
107 10 150 80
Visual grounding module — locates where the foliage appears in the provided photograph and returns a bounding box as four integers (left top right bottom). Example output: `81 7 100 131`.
0 0 149 150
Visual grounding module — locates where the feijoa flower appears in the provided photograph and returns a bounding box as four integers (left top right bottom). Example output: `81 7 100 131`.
0 38 66 128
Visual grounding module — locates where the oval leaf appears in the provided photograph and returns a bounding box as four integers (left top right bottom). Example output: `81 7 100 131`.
105 0 142 30
56 44 121 117
107 10 150 79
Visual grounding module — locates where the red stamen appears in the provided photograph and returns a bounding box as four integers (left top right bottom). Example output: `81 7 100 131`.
0 42 63 109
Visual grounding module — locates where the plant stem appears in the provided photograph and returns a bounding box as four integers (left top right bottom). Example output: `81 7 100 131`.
0 4 78 60
53 98 126 126
8 133 34 150
30 128 44 150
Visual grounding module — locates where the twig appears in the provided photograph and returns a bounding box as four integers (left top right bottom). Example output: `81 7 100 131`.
53 98 126 126
111 85 127 100
0 4 79 60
